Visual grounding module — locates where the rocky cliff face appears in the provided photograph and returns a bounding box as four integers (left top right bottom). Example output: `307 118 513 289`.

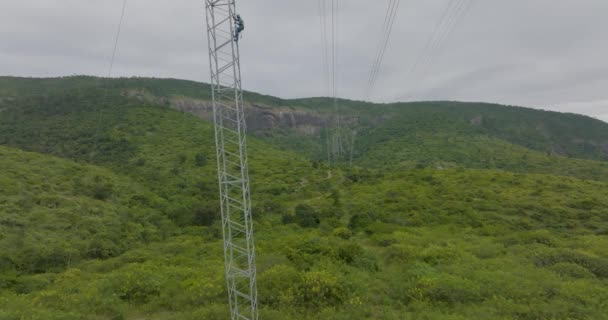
127 89 330 137
170 97 328 136
123 88 608 161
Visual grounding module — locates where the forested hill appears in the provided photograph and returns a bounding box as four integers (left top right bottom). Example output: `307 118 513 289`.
1 76 608 319
2 76 608 181
2 76 608 164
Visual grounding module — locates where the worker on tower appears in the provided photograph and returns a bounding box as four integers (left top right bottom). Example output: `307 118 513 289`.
234 14 245 41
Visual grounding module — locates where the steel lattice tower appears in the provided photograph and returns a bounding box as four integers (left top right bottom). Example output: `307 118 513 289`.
204 1 258 319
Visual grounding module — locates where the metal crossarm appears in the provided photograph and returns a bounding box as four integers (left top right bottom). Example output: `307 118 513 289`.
204 1 258 319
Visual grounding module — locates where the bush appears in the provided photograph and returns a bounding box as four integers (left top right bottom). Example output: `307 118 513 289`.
78 175 114 201
336 243 363 264
193 205 218 227
291 271 346 309
254 200 285 216
258 264 300 307
87 235 121 259
110 263 162 303
549 262 595 279
332 227 352 240
348 213 373 231
420 244 461 265
502 230 558 247
12 274 52 294
194 153 208 167
177 153 187 164
407 274 482 305
285 237 334 270
385 244 417 263
534 249 608 278
281 214 295 225
472 242 505 259
294 204 320 228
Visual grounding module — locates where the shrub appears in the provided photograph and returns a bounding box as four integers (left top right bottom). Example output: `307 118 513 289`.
177 153 187 164
291 271 346 309
193 206 218 227
194 153 208 167
281 214 295 225
284 237 334 270
254 200 285 216
110 263 162 303
12 274 52 294
407 274 482 305
78 175 114 201
87 235 121 259
257 264 300 307
385 244 416 263
332 227 352 240
533 249 608 278
503 230 558 247
420 244 461 265
348 213 373 231
336 243 363 264
294 204 320 228
472 242 505 259
549 262 595 279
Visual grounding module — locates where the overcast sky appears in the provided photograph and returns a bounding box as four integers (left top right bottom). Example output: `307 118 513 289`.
1 0 607 121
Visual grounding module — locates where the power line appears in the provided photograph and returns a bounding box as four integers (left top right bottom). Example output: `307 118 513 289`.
409 0 463 76
332 0 343 156
318 0 330 97
318 0 333 163
416 0 471 75
367 0 397 94
106 0 127 79
331 0 336 100
365 0 394 99
90 0 128 161
398 0 476 101
369 0 400 98
318 0 346 163
365 0 401 100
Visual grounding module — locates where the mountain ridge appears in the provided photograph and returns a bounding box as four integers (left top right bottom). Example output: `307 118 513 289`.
3 76 608 183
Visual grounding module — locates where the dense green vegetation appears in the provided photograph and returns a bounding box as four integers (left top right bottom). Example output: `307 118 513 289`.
356 129 608 181
281 98 608 163
4 76 608 165
1 76 608 319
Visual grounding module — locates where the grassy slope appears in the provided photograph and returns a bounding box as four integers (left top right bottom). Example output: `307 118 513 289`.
0 83 325 203
1 149 608 319
357 130 608 181
1 76 608 319
0 145 176 273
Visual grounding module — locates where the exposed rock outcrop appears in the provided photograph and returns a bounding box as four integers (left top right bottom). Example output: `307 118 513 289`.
169 97 328 136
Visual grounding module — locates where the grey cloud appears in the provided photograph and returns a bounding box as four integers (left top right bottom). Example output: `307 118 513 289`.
1 0 606 121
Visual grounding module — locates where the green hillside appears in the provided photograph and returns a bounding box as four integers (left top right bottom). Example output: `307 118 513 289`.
347 101 608 172
1 76 608 319
285 99 608 162
2 147 608 319
0 145 176 273
3 76 608 171
357 130 608 181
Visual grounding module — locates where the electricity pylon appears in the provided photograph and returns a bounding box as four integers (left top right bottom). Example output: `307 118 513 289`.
204 1 258 319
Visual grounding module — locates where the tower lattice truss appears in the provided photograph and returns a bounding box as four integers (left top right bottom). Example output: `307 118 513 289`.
204 1 258 319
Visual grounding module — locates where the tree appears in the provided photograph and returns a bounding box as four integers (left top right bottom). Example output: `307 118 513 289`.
294 204 320 228
194 153 208 167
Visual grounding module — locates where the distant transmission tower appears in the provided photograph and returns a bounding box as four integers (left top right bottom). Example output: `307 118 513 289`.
204 1 258 319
